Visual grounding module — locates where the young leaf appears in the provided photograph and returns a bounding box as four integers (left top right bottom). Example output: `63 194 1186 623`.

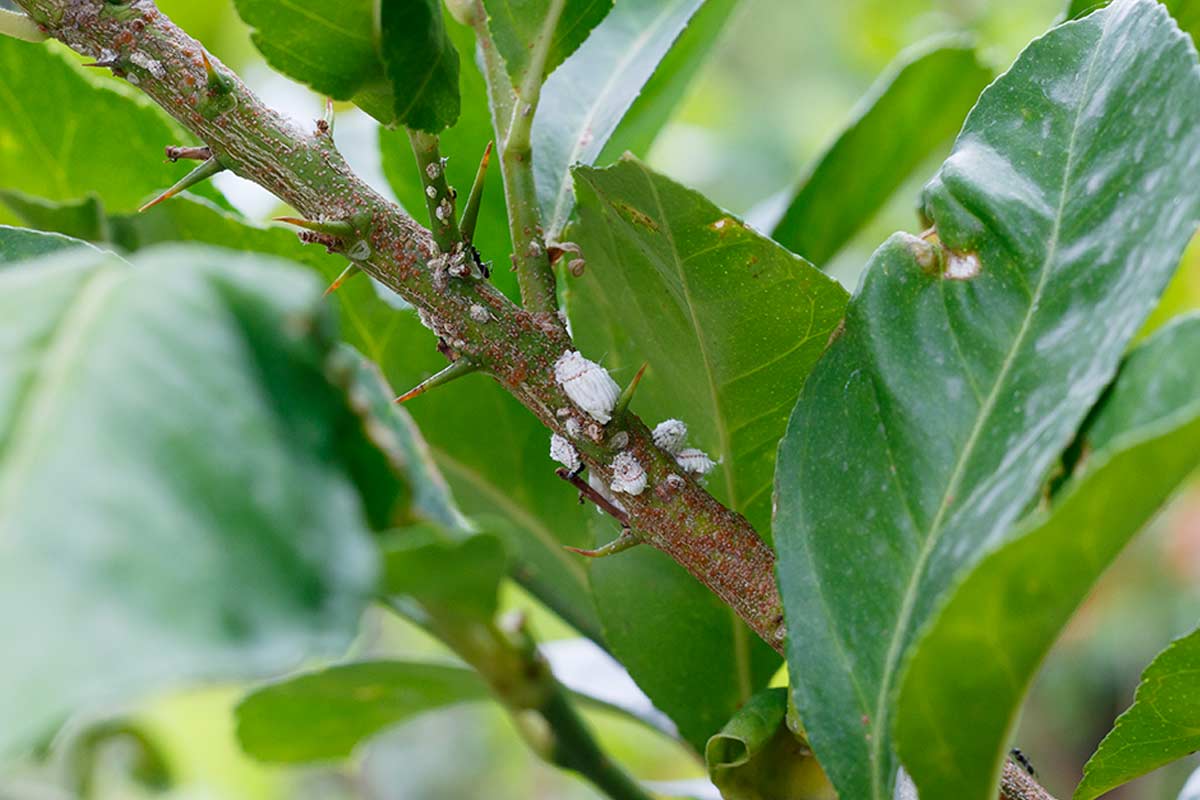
236 661 489 763
772 3 1200 799
706 688 831 800
481 0 613 86
1075 627 1200 799
533 0 736 238
0 223 99 262
894 314 1200 800
769 39 992 267
232 0 460 130
568 158 846 750
0 39 223 213
569 157 848 534
0 236 385 758
1068 0 1200 43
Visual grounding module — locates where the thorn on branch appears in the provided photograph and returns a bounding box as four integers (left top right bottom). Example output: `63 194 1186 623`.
612 363 648 419
395 359 480 403
460 140 493 247
274 216 355 238
324 264 359 296
164 145 212 163
556 467 630 526
138 157 225 212
564 528 641 559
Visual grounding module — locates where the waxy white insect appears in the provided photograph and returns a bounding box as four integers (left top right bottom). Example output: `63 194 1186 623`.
469 304 490 323
554 350 620 423
675 448 716 476
609 451 647 496
652 419 688 454
549 434 581 473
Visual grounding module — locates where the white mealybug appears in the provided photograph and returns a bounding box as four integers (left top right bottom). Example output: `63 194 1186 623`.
652 419 688 454
425 185 437 199
565 417 582 438
609 451 647 496
469 304 490 323
675 448 716 476
549 434 581 473
609 431 629 450
554 350 620 424
425 161 443 180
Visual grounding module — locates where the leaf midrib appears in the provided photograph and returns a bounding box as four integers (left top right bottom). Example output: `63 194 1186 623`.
864 14 1111 798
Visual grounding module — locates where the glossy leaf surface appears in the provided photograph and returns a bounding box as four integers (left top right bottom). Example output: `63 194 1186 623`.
773 3 1200 798
0 237 385 757
893 315 1200 800
770 40 991 267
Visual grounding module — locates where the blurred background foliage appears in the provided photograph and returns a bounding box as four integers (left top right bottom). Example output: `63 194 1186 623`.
3 0 1199 798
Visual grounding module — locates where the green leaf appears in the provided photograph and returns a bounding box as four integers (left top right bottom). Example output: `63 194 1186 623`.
706 688 831 800
236 661 488 763
893 314 1200 800
569 157 848 534
568 158 845 751
589 525 782 752
772 3 1200 799
378 0 462 131
0 237 386 758
769 39 992 267
232 0 460 130
0 39 223 213
481 0 613 85
533 0 736 237
1076 627 1200 799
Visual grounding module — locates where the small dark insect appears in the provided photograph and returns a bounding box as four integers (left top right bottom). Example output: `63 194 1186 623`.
1010 748 1036 777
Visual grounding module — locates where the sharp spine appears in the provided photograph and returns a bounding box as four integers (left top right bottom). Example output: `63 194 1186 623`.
459 141 492 246
138 157 225 213
394 359 479 403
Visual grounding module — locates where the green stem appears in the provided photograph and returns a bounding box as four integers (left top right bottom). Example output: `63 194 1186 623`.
540 691 656 800
408 129 463 253
471 0 561 316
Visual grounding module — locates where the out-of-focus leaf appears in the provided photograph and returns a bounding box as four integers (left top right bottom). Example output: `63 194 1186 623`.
533 0 736 238
894 314 1200 800
1075 627 1200 799
567 157 845 750
589 520 781 753
0 39 223 213
769 40 991 267
773 3 1200 799
706 689 833 800
0 238 385 759
3 192 603 644
0 223 97 263
0 193 110 243
232 0 460 130
236 661 488 763
481 0 613 85
570 157 847 534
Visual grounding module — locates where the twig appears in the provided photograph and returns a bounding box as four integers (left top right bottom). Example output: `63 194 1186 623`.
407 129 463 253
470 0 561 315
